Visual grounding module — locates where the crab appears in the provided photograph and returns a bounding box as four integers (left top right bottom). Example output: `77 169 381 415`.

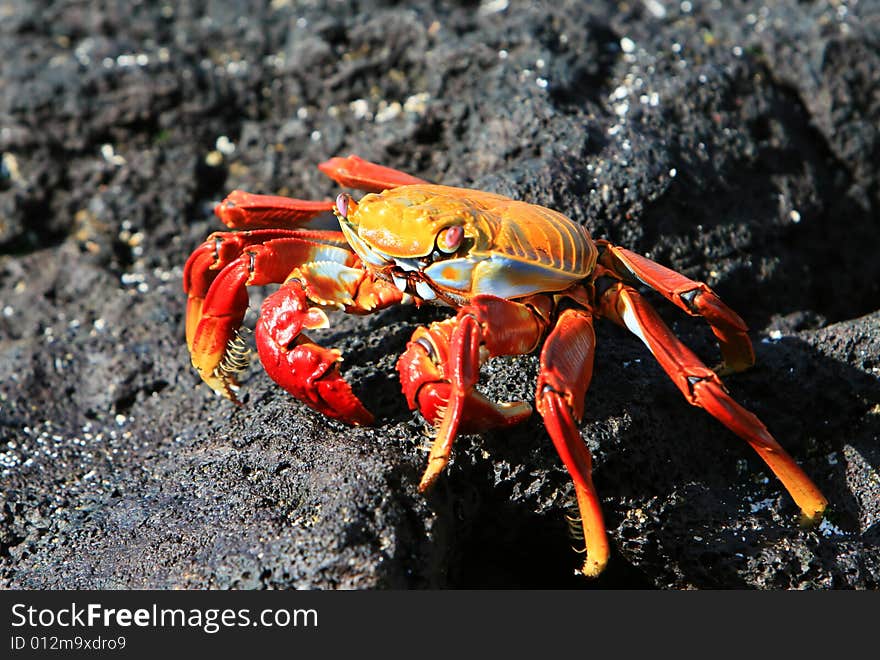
183 154 827 577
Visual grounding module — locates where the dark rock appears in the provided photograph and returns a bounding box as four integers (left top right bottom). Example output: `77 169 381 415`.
1 0 877 589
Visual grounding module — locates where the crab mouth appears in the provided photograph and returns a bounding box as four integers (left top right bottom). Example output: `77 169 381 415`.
387 268 438 301
335 200 432 270
334 194 440 301
334 216 436 302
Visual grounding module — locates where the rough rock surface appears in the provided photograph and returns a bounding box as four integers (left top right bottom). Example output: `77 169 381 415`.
1 0 878 589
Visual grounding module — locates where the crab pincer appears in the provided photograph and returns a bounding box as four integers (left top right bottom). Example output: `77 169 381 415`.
255 278 373 426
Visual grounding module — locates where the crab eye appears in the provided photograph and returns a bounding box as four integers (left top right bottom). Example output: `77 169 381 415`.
436 225 464 254
335 193 352 218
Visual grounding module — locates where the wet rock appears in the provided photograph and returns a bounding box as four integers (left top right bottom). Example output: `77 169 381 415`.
1 0 877 588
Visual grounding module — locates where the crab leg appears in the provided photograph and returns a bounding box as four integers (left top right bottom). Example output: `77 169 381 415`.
397 318 533 469
213 191 336 230
186 185 347 346
318 154 428 192
599 241 755 374
413 295 547 492
535 308 609 577
599 282 827 524
183 229 348 350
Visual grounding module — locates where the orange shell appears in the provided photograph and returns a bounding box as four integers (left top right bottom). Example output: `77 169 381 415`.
351 184 597 280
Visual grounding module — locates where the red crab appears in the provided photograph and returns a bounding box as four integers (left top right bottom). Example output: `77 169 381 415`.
183 155 827 576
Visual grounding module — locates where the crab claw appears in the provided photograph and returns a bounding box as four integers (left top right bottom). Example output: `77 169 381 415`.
255 280 373 425
188 259 252 401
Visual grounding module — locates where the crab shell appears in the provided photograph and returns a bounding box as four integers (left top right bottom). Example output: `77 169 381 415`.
335 184 598 303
